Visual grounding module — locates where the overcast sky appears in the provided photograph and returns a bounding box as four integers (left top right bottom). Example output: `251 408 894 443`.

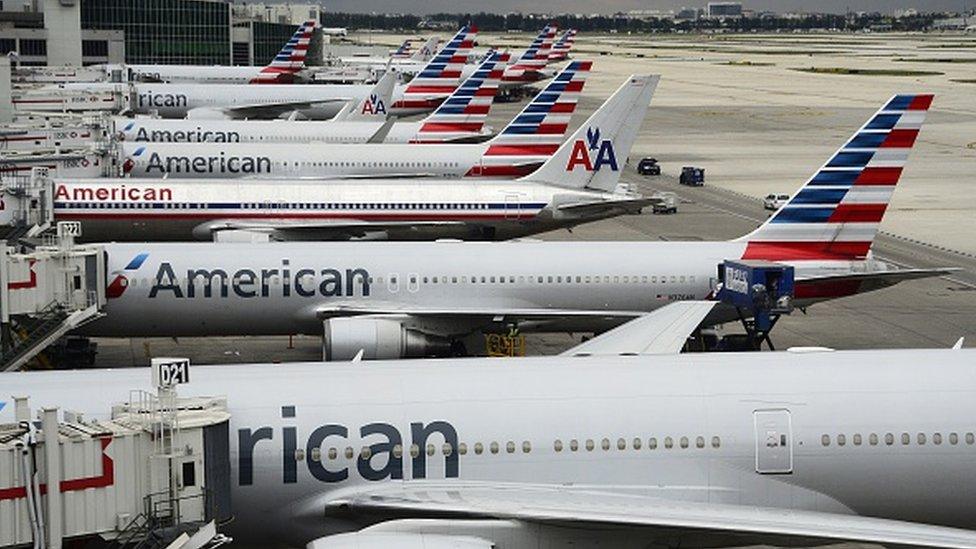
319 1 971 15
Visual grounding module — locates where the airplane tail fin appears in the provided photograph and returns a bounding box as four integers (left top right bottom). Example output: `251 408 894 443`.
408 37 440 62
469 60 591 177
397 25 477 111
332 68 396 122
738 94 933 261
257 20 316 78
410 50 508 143
520 74 659 192
512 24 558 70
390 39 412 58
549 29 577 62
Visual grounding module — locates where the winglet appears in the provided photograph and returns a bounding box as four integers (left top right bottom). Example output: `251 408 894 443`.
953 337 965 350
520 74 659 192
561 301 717 357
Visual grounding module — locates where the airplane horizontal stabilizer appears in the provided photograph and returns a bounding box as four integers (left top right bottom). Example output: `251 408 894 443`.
309 482 976 549
555 196 660 216
561 301 717 357
795 267 956 300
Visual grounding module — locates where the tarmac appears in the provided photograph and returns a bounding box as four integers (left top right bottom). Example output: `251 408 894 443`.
87 32 976 367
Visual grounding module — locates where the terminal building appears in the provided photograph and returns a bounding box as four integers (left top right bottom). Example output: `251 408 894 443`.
0 0 322 67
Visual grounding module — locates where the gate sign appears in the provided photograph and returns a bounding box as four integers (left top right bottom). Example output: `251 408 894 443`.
152 357 190 388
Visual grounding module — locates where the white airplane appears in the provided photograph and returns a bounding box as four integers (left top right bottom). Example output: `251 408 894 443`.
111 51 507 146
3 329 976 548
117 59 591 179
38 26 477 120
22 74 657 243
43 94 947 358
339 36 440 68
124 20 316 85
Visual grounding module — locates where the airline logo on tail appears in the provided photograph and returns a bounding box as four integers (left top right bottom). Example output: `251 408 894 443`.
470 59 591 177
549 29 577 61
566 127 618 172
741 94 933 261
361 94 387 115
251 19 317 83
412 51 507 142
107 252 149 299
398 25 477 110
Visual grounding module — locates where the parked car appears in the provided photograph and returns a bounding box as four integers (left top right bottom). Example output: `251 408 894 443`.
679 166 704 186
637 157 661 176
763 193 790 210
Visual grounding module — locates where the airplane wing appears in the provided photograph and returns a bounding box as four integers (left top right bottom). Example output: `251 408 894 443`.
560 301 717 356
556 196 661 216
203 219 467 241
305 481 976 549
186 98 351 120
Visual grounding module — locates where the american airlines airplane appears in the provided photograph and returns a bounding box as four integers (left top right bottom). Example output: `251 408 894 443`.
501 24 559 86
41 26 477 120
117 59 591 179
111 51 505 146
50 94 947 357
339 36 440 68
548 29 577 61
124 20 316 84
23 74 657 242
4 332 976 547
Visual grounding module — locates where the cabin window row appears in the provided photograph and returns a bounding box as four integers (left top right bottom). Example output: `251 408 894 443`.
293 435 724 463
281 160 462 169
392 274 697 285
820 432 976 447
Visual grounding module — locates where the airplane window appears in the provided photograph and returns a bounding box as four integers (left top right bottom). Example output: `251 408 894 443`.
481 277 487 283
442 443 452 456
328 448 337 460
690 276 696 283
423 277 428 284
506 441 515 454
474 442 484 455
711 436 721 448
538 276 544 283
869 433 879 446
853 434 862 446
652 276 657 283
576 276 582 283
458 443 467 455
649 437 658 450
452 277 458 283
393 444 403 458
901 433 911 445
584 276 591 283
633 438 642 450
885 433 894 445
680 276 686 283
522 441 531 454
601 438 610 451
570 439 579 452
410 444 420 458
696 436 705 449
604 276 611 283
360 446 372 460
344 447 354 460
585 439 594 452
917 433 926 445
837 434 846 446
616 438 626 451
670 276 677 284
426 444 436 456
950 433 959 445
967 433 975 445
554 440 563 452
821 435 830 447
433 277 439 283
557 276 563 283
509 276 515 283
664 437 674 449
933 433 942 445
490 276 496 283
490 442 499 454
679 436 689 449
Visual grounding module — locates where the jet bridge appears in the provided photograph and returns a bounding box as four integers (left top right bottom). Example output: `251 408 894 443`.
0 215 107 371
716 260 795 351
0 358 232 549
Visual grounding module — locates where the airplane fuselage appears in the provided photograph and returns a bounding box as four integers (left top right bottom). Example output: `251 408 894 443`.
3 351 976 545
84 241 864 338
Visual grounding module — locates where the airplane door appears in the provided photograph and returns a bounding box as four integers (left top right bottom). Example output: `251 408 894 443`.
505 194 520 220
753 409 793 474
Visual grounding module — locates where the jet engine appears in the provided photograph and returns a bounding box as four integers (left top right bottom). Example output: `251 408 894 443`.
322 317 453 360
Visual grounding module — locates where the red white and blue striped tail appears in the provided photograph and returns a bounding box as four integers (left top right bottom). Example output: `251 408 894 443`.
397 25 477 112
390 39 413 58
503 24 557 84
469 59 591 177
254 19 316 81
740 94 933 261
548 29 577 62
411 50 508 143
